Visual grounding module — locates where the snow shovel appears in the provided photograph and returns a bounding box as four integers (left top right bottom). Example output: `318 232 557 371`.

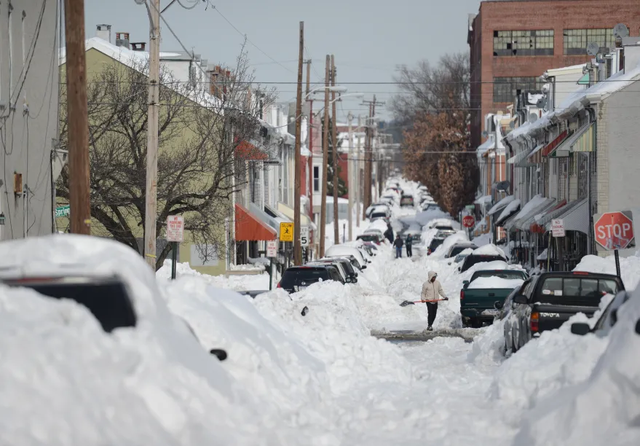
399 298 446 307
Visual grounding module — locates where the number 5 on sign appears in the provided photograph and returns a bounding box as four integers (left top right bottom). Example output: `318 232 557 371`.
280 222 294 242
300 226 309 247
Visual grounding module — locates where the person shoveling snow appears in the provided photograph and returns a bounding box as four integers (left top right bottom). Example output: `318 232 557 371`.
421 271 448 331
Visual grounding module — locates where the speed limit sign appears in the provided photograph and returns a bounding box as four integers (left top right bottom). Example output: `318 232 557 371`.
300 226 310 247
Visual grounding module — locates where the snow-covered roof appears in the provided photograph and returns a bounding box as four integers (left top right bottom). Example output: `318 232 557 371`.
511 194 547 222
508 58 640 141
488 195 514 216
474 195 492 205
496 199 521 223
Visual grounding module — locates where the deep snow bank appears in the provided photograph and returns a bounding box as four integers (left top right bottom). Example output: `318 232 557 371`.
513 290 640 446
574 252 640 289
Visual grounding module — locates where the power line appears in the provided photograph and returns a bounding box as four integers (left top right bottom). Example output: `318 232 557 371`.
206 1 296 75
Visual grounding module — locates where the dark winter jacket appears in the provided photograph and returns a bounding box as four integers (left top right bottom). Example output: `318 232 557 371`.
384 228 394 243
393 238 404 248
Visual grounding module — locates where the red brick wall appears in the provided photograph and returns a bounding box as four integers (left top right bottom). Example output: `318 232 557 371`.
469 0 640 148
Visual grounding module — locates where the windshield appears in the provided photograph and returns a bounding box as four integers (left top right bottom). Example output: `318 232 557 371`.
357 234 379 242
472 270 527 281
371 213 387 219
281 268 329 287
462 255 505 271
450 246 475 257
9 280 137 333
429 238 445 250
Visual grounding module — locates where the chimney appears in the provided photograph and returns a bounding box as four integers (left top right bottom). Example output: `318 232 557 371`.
96 24 111 43
130 42 146 51
115 32 130 49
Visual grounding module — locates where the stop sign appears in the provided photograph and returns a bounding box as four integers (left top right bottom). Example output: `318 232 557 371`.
462 215 475 228
594 211 635 250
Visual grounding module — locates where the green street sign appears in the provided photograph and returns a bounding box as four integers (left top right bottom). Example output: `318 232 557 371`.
55 205 70 218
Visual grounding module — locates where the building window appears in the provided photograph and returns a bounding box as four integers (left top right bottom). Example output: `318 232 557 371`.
493 77 541 103
493 30 554 56
563 28 616 55
313 166 320 192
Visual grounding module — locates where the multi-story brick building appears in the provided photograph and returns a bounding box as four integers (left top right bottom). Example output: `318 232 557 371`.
468 0 640 150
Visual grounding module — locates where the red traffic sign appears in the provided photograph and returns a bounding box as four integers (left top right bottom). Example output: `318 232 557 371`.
594 211 635 251
462 215 475 228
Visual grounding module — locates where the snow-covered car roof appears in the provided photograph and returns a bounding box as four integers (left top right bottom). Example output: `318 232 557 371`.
326 245 366 265
472 244 507 258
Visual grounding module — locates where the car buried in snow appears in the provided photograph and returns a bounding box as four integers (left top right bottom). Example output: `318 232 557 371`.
501 271 625 352
570 289 633 337
277 265 346 293
460 267 528 328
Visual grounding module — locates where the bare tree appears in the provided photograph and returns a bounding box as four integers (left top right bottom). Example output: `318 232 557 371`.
392 53 478 215
58 47 275 269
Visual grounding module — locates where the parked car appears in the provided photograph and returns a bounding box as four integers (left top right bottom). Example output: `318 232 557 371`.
448 249 473 266
362 242 379 255
277 265 345 293
369 206 391 221
460 268 528 327
356 233 384 245
315 257 359 283
501 271 625 352
404 231 422 245
400 195 414 207
307 260 352 284
446 242 478 259
326 245 368 269
435 229 457 239
427 237 446 255
459 252 507 272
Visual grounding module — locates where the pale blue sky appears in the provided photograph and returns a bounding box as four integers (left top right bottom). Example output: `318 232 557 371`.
85 0 483 120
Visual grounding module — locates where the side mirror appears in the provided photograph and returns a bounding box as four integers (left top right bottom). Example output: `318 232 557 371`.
448 262 452 265
210 349 228 361
301 306 309 316
462 280 469 288
513 295 528 305
494 301 504 310
457 267 461 272
570 322 590 336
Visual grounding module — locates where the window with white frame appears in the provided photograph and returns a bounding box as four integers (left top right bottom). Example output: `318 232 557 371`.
313 166 320 192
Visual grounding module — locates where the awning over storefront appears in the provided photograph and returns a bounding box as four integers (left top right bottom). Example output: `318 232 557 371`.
534 199 567 227
277 202 317 231
520 198 558 231
497 210 519 228
543 198 589 234
565 124 594 153
505 195 555 231
495 199 521 227
488 195 514 216
474 195 492 205
526 143 546 164
235 203 277 241
542 130 569 158
508 145 539 167
248 202 285 237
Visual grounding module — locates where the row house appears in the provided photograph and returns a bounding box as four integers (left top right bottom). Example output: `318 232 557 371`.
493 35 640 271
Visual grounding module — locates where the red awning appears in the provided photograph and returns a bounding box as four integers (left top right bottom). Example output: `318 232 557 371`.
235 203 277 241
542 130 568 157
236 140 268 161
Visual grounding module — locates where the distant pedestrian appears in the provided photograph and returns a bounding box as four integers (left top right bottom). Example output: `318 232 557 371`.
421 271 448 331
406 234 413 257
393 235 404 258
384 224 394 244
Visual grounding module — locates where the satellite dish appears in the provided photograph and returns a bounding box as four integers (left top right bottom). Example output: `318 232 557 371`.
613 23 629 39
586 42 600 56
528 113 538 123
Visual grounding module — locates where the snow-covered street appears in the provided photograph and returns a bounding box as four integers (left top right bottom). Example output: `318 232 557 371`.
1 180 639 446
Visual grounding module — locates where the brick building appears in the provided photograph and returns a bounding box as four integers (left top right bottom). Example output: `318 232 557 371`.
468 0 640 150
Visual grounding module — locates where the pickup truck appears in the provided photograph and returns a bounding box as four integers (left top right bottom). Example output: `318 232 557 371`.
460 269 528 327
501 271 624 352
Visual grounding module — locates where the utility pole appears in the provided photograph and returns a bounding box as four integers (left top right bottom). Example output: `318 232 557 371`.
356 114 361 227
64 0 91 235
331 55 339 246
347 112 354 241
293 22 304 266
319 55 330 258
144 0 161 269
361 95 385 217
304 58 313 260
